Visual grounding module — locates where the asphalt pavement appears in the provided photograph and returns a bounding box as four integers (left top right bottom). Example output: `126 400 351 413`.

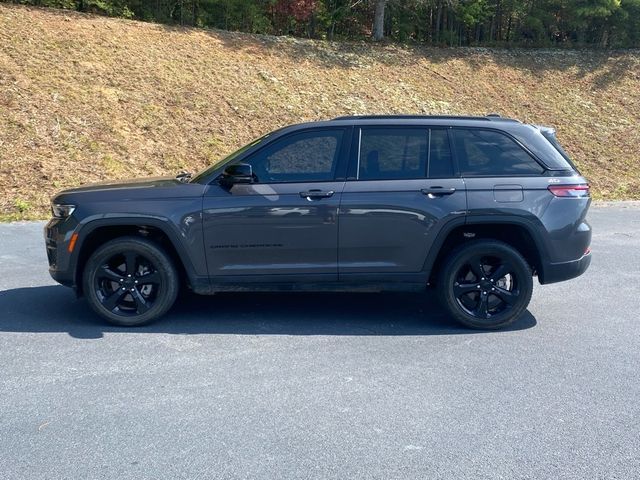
1 202 639 479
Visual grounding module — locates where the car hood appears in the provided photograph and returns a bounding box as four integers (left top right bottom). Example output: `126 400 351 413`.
59 176 182 194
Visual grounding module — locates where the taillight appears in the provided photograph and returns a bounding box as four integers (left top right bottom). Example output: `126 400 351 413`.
548 184 590 197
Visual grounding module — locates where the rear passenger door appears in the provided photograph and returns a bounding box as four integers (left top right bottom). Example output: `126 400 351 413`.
338 126 467 278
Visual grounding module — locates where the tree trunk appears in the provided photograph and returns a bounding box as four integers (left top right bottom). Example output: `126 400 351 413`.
192 0 198 26
308 12 316 38
372 0 387 41
495 0 502 41
435 4 442 44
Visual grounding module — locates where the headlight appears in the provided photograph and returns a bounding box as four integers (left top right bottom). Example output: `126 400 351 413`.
51 204 76 218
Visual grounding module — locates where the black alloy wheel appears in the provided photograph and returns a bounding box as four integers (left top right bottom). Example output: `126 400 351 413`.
438 240 533 329
94 251 161 317
453 254 519 319
83 237 179 326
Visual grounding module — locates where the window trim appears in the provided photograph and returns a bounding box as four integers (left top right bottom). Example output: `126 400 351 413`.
451 127 547 178
426 129 432 178
355 128 362 180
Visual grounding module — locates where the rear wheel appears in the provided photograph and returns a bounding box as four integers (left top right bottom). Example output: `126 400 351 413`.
437 240 533 329
83 237 179 326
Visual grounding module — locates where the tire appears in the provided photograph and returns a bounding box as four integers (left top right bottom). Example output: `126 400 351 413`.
437 239 533 330
83 236 179 326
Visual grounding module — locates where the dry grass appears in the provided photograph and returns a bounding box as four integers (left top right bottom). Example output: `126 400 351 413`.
1 4 639 220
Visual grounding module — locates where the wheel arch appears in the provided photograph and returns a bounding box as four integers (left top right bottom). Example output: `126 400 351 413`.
73 217 199 295
425 216 550 284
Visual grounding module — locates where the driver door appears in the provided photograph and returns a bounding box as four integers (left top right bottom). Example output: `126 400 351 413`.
202 127 350 283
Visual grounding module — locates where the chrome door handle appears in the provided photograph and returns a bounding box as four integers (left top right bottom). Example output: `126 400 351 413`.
299 190 335 200
421 187 456 197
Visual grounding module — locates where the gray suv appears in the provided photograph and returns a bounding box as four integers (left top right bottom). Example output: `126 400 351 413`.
45 115 592 329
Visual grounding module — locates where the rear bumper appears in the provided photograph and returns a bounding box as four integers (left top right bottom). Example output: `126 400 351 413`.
538 251 591 285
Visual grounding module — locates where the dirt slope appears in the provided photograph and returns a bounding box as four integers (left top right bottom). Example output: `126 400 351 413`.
1 4 639 219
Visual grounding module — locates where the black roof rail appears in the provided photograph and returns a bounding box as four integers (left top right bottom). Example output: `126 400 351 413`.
331 115 485 121
331 113 520 123
331 114 519 122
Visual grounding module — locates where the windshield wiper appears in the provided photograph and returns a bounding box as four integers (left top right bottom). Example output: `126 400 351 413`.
176 171 193 183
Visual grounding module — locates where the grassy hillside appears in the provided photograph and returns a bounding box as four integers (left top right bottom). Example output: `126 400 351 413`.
1 4 639 220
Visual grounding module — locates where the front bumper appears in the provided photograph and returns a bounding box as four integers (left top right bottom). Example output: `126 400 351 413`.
48 268 75 287
538 250 592 285
44 218 77 289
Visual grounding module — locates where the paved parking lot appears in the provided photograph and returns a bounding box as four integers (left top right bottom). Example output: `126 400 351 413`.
1 203 639 479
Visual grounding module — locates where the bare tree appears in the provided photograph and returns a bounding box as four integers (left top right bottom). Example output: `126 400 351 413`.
372 0 387 41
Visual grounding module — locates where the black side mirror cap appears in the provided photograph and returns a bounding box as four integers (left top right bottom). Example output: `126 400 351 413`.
221 163 253 184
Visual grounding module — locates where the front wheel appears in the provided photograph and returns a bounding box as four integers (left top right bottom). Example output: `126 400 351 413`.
437 240 533 329
83 237 179 326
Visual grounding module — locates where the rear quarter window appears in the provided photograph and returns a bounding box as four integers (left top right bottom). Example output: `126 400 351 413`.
453 128 544 176
511 125 576 171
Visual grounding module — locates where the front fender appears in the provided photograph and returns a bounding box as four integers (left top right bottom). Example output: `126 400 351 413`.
69 213 208 293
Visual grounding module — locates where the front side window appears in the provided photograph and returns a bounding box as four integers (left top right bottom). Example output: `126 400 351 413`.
453 129 544 176
245 129 343 183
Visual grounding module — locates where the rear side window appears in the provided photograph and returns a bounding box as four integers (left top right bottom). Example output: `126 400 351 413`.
358 128 454 180
453 129 544 176
359 128 426 180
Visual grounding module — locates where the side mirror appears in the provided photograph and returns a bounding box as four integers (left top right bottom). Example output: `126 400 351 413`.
221 163 253 184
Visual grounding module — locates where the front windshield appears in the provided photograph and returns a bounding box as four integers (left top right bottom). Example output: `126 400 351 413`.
190 133 270 183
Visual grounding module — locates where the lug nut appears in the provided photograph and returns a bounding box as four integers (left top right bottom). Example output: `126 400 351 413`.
121 287 126 291
477 285 480 288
